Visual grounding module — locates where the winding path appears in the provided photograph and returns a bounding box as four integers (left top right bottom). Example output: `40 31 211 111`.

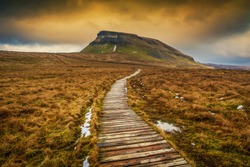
97 70 190 166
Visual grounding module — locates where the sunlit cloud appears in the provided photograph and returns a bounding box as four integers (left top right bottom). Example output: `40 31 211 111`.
0 44 83 53
213 29 250 58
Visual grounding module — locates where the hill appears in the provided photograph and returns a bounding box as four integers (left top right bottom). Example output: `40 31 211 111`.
205 63 250 70
81 31 205 68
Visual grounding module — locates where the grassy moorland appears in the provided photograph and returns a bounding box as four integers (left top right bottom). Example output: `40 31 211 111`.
0 51 136 166
128 67 250 166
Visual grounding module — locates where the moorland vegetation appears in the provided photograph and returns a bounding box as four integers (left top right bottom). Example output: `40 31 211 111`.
128 67 250 166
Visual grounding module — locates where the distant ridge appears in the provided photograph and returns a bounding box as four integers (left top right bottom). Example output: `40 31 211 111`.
81 31 203 67
205 63 250 70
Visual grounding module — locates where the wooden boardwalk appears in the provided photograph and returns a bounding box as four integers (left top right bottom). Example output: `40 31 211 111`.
97 70 190 167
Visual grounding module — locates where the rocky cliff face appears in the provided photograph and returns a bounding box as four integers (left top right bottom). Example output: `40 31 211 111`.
81 31 196 65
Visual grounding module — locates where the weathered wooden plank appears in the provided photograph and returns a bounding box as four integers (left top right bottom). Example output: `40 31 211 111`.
100 143 171 157
100 148 177 163
154 158 190 167
133 157 190 167
100 119 140 124
98 131 157 140
101 121 146 126
100 114 139 118
101 120 145 125
98 129 156 138
99 134 160 143
101 111 137 116
102 108 134 112
99 140 167 152
99 127 152 134
101 115 138 118
101 109 133 113
100 124 149 129
100 123 148 129
99 154 183 167
98 136 164 148
99 117 141 122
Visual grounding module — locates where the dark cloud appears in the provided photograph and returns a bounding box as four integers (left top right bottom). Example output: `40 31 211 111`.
1 0 248 18
210 14 250 37
0 0 75 18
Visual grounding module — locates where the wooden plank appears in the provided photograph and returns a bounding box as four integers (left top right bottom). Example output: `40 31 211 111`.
99 134 160 143
99 140 167 152
100 119 140 123
99 127 152 134
98 131 157 140
102 108 134 112
100 148 176 163
101 120 145 124
99 154 182 167
100 124 149 129
101 114 139 118
100 143 172 157
97 136 164 148
133 157 190 167
101 123 148 129
99 129 156 138
101 112 137 116
155 158 190 167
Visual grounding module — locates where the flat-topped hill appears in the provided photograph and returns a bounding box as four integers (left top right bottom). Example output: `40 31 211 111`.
81 31 204 67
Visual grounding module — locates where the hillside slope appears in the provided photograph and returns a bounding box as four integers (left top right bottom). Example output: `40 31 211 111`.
81 31 203 67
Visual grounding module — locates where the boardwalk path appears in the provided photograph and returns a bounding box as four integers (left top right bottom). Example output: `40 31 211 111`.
97 70 190 167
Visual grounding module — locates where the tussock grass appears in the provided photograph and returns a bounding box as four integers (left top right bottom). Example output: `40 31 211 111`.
0 51 135 166
128 67 250 166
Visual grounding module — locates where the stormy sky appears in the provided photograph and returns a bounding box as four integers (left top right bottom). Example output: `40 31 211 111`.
0 0 249 65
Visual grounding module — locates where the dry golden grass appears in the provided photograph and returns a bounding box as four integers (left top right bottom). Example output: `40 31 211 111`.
0 51 136 166
128 67 250 166
2 51 249 166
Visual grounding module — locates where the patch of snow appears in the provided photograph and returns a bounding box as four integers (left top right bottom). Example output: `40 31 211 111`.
209 111 216 115
155 120 181 133
175 93 184 101
237 105 243 110
83 156 89 167
140 82 144 87
81 108 92 137
219 97 224 100
113 45 117 52
191 143 195 146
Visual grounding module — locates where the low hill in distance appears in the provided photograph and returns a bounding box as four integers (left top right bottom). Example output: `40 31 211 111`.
81 31 206 68
205 63 250 70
